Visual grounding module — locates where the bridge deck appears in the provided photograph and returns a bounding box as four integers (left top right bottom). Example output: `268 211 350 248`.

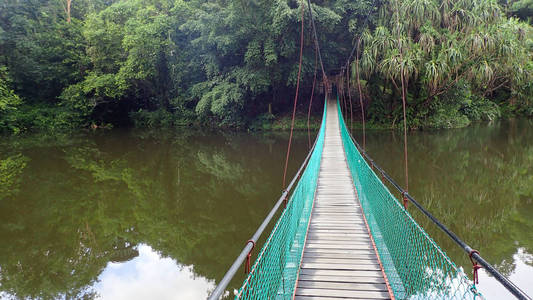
295 100 391 300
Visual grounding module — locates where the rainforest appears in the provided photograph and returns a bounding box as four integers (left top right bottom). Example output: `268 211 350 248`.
0 0 532 133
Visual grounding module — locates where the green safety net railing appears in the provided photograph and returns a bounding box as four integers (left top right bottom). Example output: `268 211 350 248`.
235 100 327 299
337 98 480 300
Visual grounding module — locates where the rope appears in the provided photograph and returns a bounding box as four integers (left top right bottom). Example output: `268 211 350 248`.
339 0 376 150
244 240 256 274
391 0 409 194
354 39 366 149
306 0 327 82
346 66 354 131
402 84 409 192
282 0 305 188
341 0 377 71
307 44 318 149
469 250 482 285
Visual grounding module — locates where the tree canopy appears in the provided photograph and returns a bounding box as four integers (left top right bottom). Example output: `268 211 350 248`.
0 0 532 133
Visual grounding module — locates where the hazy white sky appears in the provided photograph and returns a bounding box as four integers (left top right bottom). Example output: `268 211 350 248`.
477 248 533 300
94 244 215 300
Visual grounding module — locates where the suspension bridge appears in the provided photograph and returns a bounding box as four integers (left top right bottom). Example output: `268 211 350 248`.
207 0 531 299
293 99 391 299
207 94 531 300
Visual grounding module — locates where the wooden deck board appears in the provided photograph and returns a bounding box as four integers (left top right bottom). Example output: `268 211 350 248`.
297 280 388 291
302 257 379 265
301 263 381 271
295 100 390 300
295 288 390 299
302 252 377 259
298 274 386 284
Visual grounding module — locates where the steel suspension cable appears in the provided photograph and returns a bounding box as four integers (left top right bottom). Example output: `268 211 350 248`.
307 44 318 149
341 0 376 72
340 0 376 150
306 0 327 83
346 66 354 131
282 0 305 188
353 39 366 148
392 0 409 195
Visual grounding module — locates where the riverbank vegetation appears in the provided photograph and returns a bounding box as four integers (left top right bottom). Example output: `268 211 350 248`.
0 0 532 133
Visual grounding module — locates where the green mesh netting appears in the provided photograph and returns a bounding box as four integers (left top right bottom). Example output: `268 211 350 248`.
337 97 481 299
235 99 327 299
235 97 481 300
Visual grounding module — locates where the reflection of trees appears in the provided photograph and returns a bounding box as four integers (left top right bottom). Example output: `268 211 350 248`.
355 119 533 276
0 129 308 299
0 154 28 199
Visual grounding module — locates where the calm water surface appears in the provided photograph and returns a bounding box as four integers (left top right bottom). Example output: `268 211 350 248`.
0 120 532 299
353 119 533 299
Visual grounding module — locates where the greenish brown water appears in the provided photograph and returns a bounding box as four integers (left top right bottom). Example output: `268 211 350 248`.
352 119 533 299
0 129 309 299
0 120 532 299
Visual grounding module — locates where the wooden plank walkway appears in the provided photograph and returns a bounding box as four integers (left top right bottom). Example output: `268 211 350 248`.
295 100 392 300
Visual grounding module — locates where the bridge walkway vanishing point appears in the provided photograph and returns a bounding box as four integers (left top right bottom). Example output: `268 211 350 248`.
210 96 531 300
294 99 393 300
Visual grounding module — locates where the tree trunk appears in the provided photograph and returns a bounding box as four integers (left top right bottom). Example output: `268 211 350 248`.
66 0 72 23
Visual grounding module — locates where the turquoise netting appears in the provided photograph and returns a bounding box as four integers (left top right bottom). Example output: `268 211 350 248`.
235 99 327 299
337 97 481 299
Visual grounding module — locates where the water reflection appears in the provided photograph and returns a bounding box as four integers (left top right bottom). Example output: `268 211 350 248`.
0 129 309 299
478 248 533 299
94 244 214 299
354 119 533 299
0 120 531 299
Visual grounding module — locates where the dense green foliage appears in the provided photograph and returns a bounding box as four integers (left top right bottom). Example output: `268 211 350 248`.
0 0 532 132
507 0 533 22
352 0 533 128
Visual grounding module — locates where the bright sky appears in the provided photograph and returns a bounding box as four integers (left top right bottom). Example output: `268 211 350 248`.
477 248 533 299
94 244 215 300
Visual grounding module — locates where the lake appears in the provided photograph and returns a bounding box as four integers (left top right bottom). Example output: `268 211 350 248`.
0 119 532 299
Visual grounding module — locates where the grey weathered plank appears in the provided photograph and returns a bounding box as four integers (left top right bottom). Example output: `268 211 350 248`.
303 248 376 255
310 220 362 224
294 296 353 300
299 269 384 278
295 288 390 299
298 274 386 284
302 257 379 265
304 239 372 246
308 226 366 231
310 218 361 222
301 263 381 271
307 231 369 237
305 244 373 251
305 239 372 245
309 222 365 226
313 210 359 213
308 228 368 233
302 252 376 260
306 237 371 243
297 280 388 291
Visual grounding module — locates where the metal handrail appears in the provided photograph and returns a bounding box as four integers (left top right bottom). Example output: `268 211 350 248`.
208 118 323 300
346 128 531 300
